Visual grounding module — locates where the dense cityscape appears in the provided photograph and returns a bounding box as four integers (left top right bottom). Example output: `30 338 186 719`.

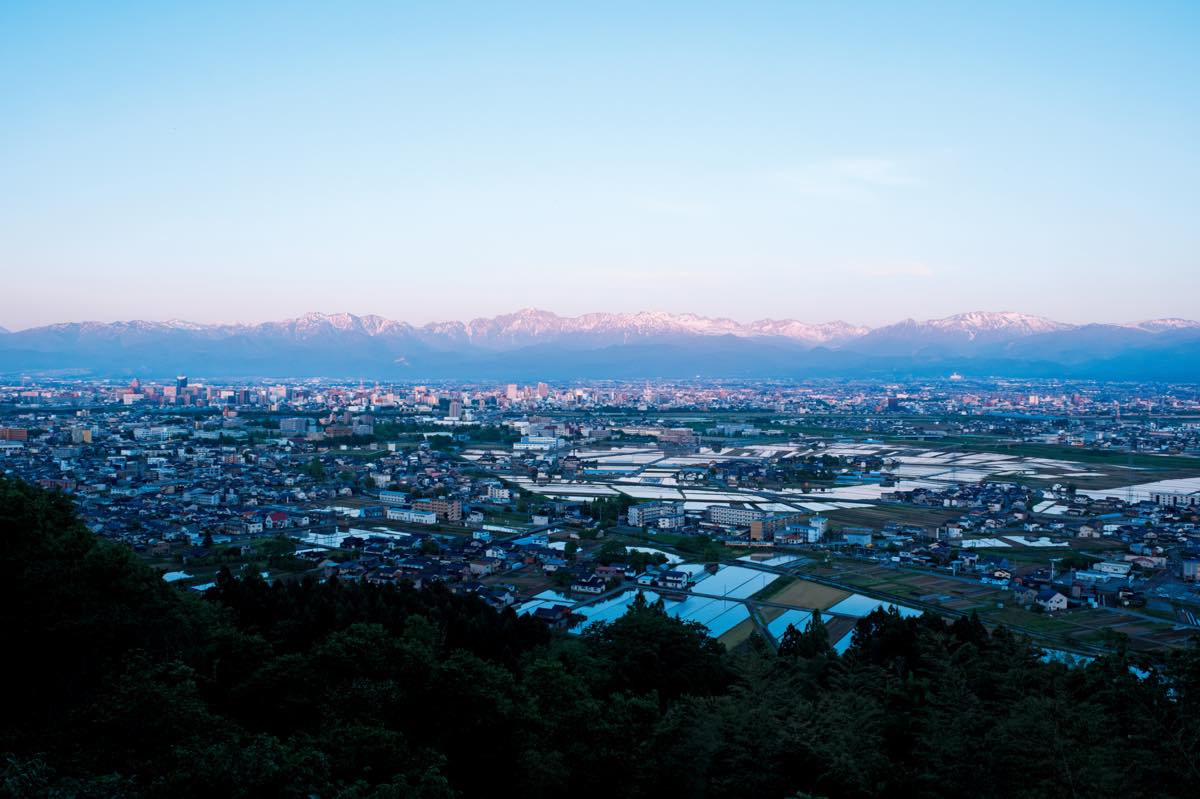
4 375 1200 655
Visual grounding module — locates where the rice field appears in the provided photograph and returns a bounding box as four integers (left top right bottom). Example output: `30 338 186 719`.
827 594 922 618
766 608 813 639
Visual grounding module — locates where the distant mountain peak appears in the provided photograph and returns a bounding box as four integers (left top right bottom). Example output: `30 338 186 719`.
1126 317 1200 333
748 318 869 343
927 311 1071 335
855 312 1073 349
160 319 211 331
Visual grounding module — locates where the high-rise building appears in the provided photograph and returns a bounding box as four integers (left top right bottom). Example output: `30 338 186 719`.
176 375 188 390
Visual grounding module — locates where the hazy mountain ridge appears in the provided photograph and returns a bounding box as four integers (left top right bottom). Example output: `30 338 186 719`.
1 309 1198 379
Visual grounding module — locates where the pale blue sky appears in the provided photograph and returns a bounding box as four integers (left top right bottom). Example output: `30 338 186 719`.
2 1 1198 329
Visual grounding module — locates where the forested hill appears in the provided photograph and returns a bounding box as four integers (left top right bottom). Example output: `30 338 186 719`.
2 477 1199 799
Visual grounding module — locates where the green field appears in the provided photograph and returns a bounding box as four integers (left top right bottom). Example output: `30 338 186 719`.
821 503 961 530
752 575 796 600
951 440 1200 470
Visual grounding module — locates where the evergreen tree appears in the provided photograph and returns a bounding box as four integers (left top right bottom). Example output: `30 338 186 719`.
778 610 831 658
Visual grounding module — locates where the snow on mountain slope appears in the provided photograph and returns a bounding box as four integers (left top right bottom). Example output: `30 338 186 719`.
5 309 1194 354
3 308 1199 379
749 319 869 343
1126 318 1200 333
918 311 1072 338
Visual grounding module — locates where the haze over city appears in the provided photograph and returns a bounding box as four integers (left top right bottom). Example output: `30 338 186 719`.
3 0 1198 329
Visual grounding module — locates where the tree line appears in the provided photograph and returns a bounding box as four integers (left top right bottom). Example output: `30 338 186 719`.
1 476 1199 798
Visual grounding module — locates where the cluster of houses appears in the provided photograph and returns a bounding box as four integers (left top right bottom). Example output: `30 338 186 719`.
0 405 527 558
313 524 690 613
6 380 1200 629
313 527 566 605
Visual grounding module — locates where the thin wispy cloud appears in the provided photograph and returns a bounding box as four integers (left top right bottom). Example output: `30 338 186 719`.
631 195 715 218
851 261 936 279
767 158 921 199
832 158 920 188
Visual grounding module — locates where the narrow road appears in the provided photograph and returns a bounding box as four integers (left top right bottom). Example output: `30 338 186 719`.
747 602 778 652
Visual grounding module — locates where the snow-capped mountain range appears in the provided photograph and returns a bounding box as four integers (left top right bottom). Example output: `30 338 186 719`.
1 309 1198 379
8 308 1190 342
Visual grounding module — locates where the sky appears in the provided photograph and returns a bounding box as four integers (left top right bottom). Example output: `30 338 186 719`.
2 0 1198 330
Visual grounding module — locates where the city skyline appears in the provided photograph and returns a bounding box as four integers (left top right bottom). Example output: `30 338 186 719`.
4 1 1198 329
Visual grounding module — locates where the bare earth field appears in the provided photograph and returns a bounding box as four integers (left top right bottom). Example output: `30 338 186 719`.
483 570 554 596
717 617 757 650
768 580 850 610
825 616 858 644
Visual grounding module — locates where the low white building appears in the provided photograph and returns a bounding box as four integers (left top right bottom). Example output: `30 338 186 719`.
386 507 438 525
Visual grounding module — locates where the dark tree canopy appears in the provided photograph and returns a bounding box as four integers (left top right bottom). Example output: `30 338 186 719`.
2 477 1199 799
